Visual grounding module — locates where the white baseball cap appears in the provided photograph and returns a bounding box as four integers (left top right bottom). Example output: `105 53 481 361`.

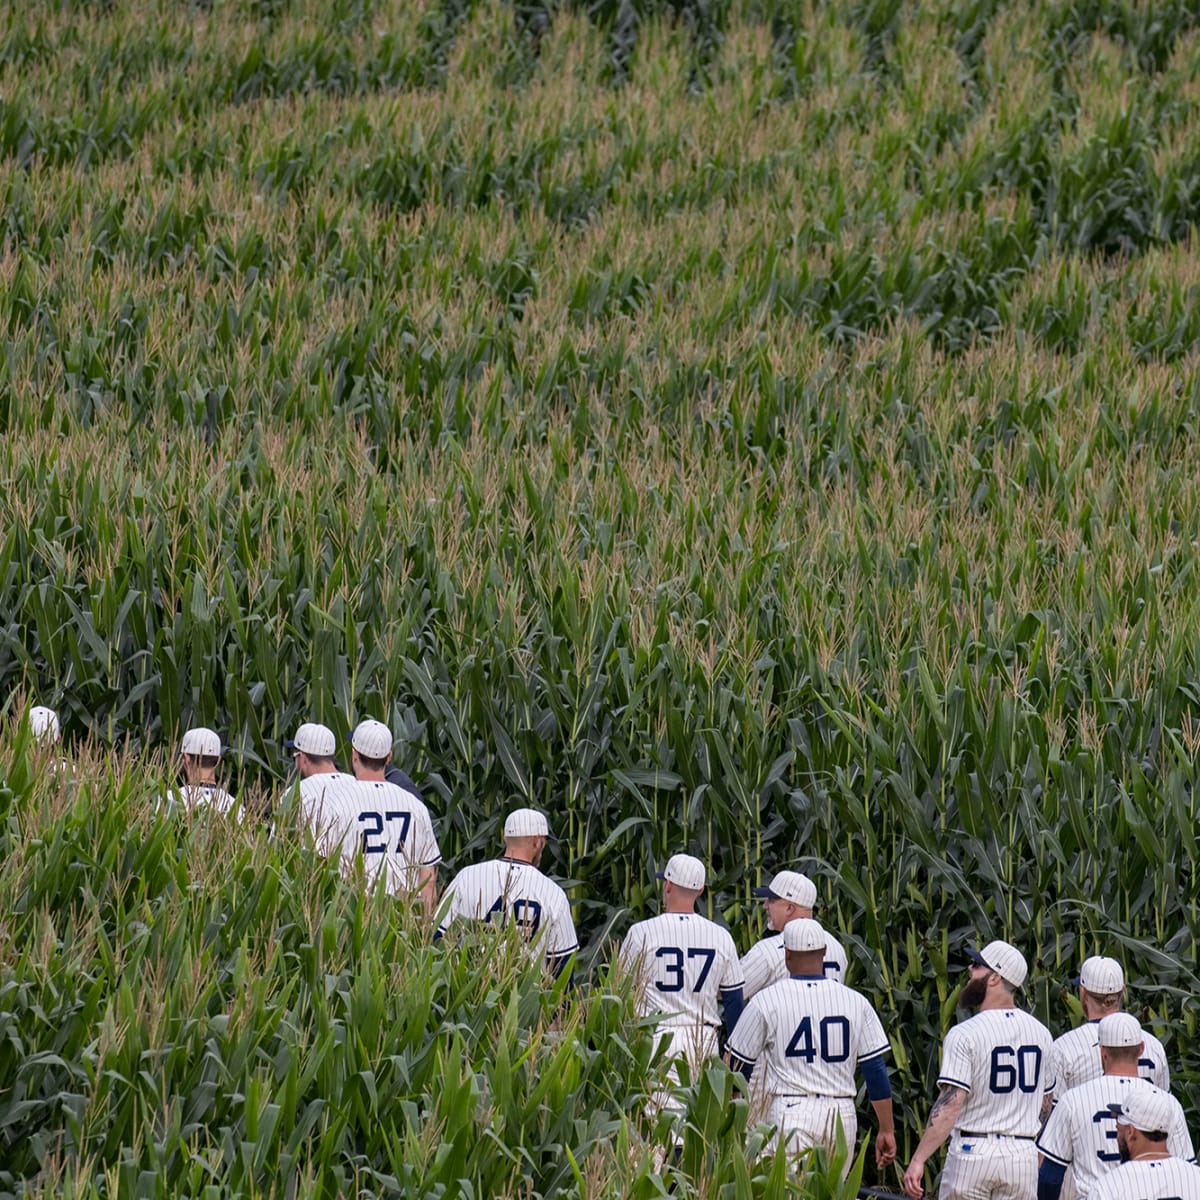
657 854 706 891
29 706 61 743
752 870 818 908
783 917 828 953
1078 956 1124 994
968 940 1028 989
1098 1012 1143 1048
504 808 549 838
181 727 221 757
1116 1083 1176 1135
351 719 393 759
288 723 336 757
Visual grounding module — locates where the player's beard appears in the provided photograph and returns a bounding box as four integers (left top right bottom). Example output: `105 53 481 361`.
957 975 989 1011
1117 1128 1132 1163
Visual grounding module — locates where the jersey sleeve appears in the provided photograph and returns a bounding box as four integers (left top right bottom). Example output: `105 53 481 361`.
856 996 890 1062
411 804 442 867
718 930 745 993
725 997 767 1066
1035 1098 1075 1166
739 940 777 999
618 925 643 972
543 887 579 962
937 1025 974 1092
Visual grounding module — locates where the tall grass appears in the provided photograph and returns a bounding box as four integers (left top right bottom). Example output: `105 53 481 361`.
3 0 1200 1192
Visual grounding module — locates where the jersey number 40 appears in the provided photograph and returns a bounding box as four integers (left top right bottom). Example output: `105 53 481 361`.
785 1016 850 1063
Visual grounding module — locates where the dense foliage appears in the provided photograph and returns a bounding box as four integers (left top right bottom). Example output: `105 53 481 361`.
3 0 1200 1194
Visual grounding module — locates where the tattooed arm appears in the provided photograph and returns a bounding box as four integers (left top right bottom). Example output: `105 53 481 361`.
902 1084 967 1199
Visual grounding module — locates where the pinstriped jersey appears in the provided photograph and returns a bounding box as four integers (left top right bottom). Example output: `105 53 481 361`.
299 773 442 895
740 930 849 997
163 784 241 819
726 976 889 1097
619 913 744 1029
1050 1020 1170 1097
438 857 579 963
1038 1077 1195 1198
939 1008 1055 1136
1089 1157 1200 1200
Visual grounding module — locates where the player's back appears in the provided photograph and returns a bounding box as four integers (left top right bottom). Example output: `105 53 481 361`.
1051 1019 1169 1095
943 1008 1054 1136
1037 1076 1194 1199
352 779 441 894
740 930 849 998
729 976 887 1098
439 857 578 965
1090 1157 1200 1200
620 912 742 1028
164 784 240 819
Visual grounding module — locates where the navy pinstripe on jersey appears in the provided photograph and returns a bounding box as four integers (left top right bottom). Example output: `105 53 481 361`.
939 1008 1055 1137
1038 1077 1195 1198
163 783 241 819
740 930 849 997
438 857 578 963
1088 1157 1200 1200
298 774 441 895
727 976 888 1097
1050 1020 1170 1097
619 913 743 1029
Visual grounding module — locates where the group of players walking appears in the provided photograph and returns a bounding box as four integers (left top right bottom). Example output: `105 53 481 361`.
26 706 1200 1198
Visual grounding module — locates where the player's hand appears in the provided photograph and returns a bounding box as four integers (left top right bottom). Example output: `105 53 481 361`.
874 1131 896 1168
901 1159 925 1199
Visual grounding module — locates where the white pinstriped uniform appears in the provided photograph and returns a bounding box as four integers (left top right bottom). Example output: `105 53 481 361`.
620 913 744 1109
740 930 849 997
437 857 578 966
1088 1157 1200 1200
1038 1076 1195 1200
299 774 441 895
936 1008 1055 1200
163 784 241 819
726 976 888 1157
1050 1021 1170 1097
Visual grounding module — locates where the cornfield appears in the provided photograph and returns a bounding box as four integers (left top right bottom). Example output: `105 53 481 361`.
2 0 1200 1194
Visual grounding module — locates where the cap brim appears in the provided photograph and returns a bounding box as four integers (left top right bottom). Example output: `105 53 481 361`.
752 886 780 899
1069 975 1083 986
965 948 988 967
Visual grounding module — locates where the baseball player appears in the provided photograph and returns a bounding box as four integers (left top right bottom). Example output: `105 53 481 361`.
1088 1085 1200 1200
436 808 577 976
902 940 1055 1200
288 720 372 868
349 718 441 906
740 870 849 997
725 918 895 1170
162 727 240 817
619 854 745 1119
1050 956 1169 1098
1038 1014 1194 1200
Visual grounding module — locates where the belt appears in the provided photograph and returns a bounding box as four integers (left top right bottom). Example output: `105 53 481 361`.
958 1131 1034 1141
779 1093 853 1101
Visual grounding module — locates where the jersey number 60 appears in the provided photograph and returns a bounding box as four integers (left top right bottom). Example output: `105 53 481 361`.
989 1045 1042 1094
